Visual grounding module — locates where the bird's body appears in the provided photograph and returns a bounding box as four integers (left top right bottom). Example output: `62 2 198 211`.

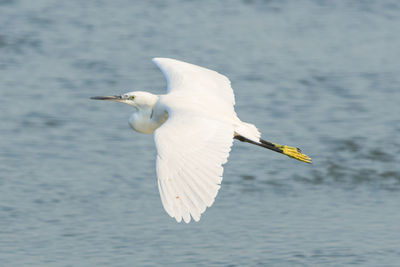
91 58 311 223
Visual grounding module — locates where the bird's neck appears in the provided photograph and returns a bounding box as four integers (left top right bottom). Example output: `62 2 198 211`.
129 99 168 134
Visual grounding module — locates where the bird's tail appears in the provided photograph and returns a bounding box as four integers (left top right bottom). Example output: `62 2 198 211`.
234 122 261 143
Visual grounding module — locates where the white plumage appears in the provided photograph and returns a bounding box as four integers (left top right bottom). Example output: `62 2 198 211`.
154 58 259 223
91 58 311 223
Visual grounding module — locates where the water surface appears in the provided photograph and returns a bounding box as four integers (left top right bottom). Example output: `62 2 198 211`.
1 0 400 266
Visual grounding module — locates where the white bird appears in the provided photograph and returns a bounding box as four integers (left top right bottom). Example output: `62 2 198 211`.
91 58 311 223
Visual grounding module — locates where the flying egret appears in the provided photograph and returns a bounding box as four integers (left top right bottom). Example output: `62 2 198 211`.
91 58 311 223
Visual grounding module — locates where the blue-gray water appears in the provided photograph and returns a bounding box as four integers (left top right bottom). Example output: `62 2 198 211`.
1 0 400 266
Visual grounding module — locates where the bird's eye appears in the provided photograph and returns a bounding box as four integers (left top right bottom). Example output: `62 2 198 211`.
130 96 135 100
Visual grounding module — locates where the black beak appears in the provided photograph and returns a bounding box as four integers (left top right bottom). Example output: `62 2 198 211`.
90 95 122 100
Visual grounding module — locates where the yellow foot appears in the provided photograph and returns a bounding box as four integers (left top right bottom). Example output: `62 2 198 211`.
277 145 312 164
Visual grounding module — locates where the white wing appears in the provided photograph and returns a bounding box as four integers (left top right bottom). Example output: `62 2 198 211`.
152 58 236 223
152 58 236 120
152 58 235 105
155 108 234 223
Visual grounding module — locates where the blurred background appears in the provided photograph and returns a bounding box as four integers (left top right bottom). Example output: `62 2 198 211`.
1 0 399 266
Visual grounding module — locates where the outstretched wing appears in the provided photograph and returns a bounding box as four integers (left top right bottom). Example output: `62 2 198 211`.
152 58 236 113
154 107 234 223
152 58 239 223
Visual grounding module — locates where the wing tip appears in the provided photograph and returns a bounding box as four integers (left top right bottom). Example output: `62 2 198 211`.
152 57 172 64
152 57 160 66
174 214 201 223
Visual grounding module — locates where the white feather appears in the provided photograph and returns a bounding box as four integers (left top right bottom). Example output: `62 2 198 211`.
155 108 234 222
94 58 263 223
151 58 262 222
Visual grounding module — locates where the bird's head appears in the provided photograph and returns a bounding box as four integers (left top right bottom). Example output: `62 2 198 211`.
91 91 158 109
